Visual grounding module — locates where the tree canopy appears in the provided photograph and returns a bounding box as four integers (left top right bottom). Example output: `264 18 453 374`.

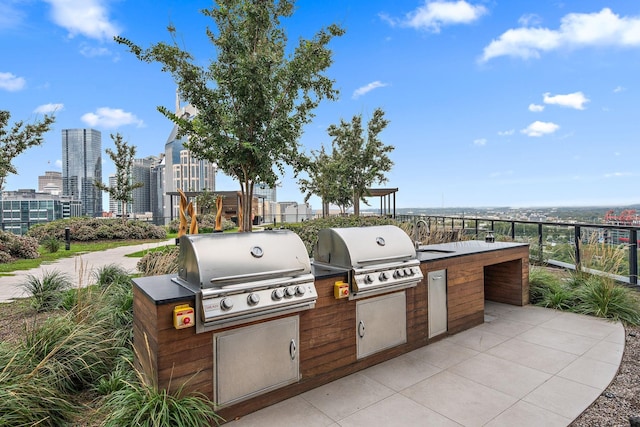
302 108 393 216
116 0 344 231
0 110 56 191
95 133 143 220
298 145 351 216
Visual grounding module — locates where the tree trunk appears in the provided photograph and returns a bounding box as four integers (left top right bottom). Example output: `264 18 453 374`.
353 189 360 216
239 178 253 232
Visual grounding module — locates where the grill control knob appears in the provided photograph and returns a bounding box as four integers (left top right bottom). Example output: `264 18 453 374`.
364 274 374 284
405 268 413 276
295 285 306 296
379 272 388 281
285 286 296 297
272 288 284 300
220 298 233 310
247 293 260 305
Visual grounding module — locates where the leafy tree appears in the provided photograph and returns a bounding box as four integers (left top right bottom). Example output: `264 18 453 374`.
298 145 351 217
95 133 143 221
0 110 56 191
328 108 394 216
115 0 344 231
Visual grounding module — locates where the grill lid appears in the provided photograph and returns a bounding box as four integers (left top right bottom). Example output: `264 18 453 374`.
177 230 311 289
314 225 416 269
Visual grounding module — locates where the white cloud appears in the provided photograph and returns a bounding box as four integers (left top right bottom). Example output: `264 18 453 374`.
489 170 513 178
352 81 388 99
55 159 63 169
518 14 542 27
34 103 64 114
386 1 487 32
604 172 633 178
481 8 640 62
528 103 544 112
497 129 514 136
79 44 112 58
0 72 26 91
44 0 120 41
543 91 589 110
613 86 626 93
521 121 560 137
81 107 144 128
473 138 487 146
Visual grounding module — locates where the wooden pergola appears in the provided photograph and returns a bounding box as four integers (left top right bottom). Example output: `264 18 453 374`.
365 187 398 218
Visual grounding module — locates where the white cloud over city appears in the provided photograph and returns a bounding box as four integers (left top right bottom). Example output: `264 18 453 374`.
43 0 120 40
521 121 559 137
473 138 486 146
81 107 144 128
528 104 544 112
481 8 640 62
0 72 26 91
381 0 487 32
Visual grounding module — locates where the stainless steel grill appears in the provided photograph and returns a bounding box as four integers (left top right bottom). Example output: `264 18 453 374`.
313 225 424 299
173 230 318 332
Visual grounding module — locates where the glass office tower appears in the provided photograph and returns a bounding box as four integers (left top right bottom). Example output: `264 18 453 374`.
61 129 103 217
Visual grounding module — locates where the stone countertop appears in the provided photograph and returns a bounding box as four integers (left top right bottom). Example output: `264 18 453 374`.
133 274 195 305
416 240 529 262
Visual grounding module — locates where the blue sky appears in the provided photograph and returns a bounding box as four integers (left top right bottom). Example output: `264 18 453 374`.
2 0 639 210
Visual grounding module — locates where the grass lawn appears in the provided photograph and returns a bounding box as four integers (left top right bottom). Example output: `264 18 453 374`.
0 238 173 274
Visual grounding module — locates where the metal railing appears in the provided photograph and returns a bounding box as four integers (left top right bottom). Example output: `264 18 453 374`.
397 214 639 287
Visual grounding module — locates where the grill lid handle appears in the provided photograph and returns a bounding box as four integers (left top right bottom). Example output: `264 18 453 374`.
357 255 413 265
209 267 306 284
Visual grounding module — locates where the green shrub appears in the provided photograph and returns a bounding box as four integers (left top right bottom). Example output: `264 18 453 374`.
0 229 40 260
22 270 72 312
281 216 397 256
27 218 166 242
168 214 235 233
573 276 640 325
43 236 62 253
93 264 132 289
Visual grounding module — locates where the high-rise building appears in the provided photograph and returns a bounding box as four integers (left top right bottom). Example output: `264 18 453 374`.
0 189 81 235
61 129 103 217
150 155 165 225
38 171 62 195
163 99 218 220
107 175 120 216
131 155 160 215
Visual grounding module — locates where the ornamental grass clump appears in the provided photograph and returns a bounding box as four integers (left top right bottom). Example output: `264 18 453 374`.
22 270 72 312
529 266 575 310
573 276 640 325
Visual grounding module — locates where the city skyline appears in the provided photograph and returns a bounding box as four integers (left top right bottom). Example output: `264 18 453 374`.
2 1 639 209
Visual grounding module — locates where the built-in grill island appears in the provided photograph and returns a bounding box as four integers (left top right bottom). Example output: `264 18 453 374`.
132 226 529 423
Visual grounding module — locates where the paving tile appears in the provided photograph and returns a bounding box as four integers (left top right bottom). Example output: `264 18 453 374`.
557 356 619 389
484 301 518 317
604 326 627 344
583 338 624 365
523 376 601 420
339 393 462 427
497 305 561 325
224 396 335 427
360 351 442 392
540 312 621 340
486 337 577 374
449 353 551 399
484 400 572 427
446 327 510 352
475 316 534 338
517 325 600 355
409 339 479 369
300 373 394 421
401 371 518 427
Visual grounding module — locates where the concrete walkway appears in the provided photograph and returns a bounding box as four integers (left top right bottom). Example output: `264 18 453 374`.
227 302 624 427
0 238 174 303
